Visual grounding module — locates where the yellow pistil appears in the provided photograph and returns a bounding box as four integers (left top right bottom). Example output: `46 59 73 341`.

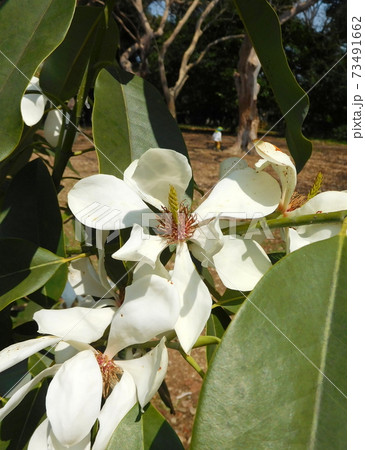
307 171 323 200
168 185 180 224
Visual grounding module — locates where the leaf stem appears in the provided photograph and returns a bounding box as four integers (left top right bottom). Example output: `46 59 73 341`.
64 253 90 262
222 210 347 236
193 336 221 347
179 351 206 379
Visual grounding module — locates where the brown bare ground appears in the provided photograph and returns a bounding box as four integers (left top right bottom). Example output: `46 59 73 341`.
59 129 346 448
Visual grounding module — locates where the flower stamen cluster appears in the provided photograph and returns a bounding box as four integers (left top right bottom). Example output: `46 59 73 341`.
287 191 307 212
157 204 198 243
155 185 198 243
95 351 122 398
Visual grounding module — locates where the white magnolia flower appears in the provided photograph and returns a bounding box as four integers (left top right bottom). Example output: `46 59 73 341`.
284 191 347 252
254 141 297 214
44 108 70 147
68 148 280 352
20 76 47 126
254 141 347 252
0 274 180 449
61 257 116 307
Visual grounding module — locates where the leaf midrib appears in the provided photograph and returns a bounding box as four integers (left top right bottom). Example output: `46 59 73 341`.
309 232 346 448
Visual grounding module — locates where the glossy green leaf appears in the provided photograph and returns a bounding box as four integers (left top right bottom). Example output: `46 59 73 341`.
192 234 346 448
0 0 76 161
0 127 35 183
106 403 184 449
0 159 67 306
0 307 13 351
11 300 42 330
93 67 192 195
0 159 62 252
40 5 118 102
0 238 66 311
215 288 247 315
0 381 47 449
206 307 231 363
234 0 312 172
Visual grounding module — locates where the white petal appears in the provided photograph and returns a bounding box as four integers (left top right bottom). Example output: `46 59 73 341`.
112 224 167 267
254 141 297 212
122 159 138 185
219 157 248 178
127 148 192 209
172 243 212 353
29 420 90 450
286 228 311 252
286 223 343 253
117 338 168 408
132 259 170 282
68 174 152 230
92 371 137 450
34 307 115 343
189 218 223 266
50 427 91 450
0 366 60 420
195 167 281 220
286 191 347 252
0 336 60 372
105 275 180 357
21 77 46 126
44 109 64 147
46 350 102 447
67 257 111 298
254 141 295 169
54 341 79 364
213 236 272 291
28 419 51 450
289 191 347 217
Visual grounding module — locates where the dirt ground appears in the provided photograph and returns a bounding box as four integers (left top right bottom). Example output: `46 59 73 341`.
59 129 347 448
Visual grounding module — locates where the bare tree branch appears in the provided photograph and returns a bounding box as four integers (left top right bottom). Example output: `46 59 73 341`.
161 0 201 57
279 0 320 24
113 11 139 43
172 0 221 101
190 33 245 71
155 0 172 37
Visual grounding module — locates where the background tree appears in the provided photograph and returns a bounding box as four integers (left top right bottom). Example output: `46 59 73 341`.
232 0 321 152
257 0 346 142
114 0 243 118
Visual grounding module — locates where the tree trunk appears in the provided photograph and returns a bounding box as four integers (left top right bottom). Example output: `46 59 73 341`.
232 0 320 152
231 37 261 152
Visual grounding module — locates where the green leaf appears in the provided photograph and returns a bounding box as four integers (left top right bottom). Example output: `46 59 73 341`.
192 234 346 448
234 0 312 172
93 67 192 196
0 381 47 449
268 251 286 264
0 307 13 351
206 307 231 364
0 238 66 311
0 159 62 252
40 5 118 102
215 288 247 314
11 300 42 329
0 0 76 161
0 359 28 401
106 403 184 449
0 127 35 184
0 159 67 306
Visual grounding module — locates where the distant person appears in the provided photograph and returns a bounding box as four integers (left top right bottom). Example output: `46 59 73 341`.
212 126 223 151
